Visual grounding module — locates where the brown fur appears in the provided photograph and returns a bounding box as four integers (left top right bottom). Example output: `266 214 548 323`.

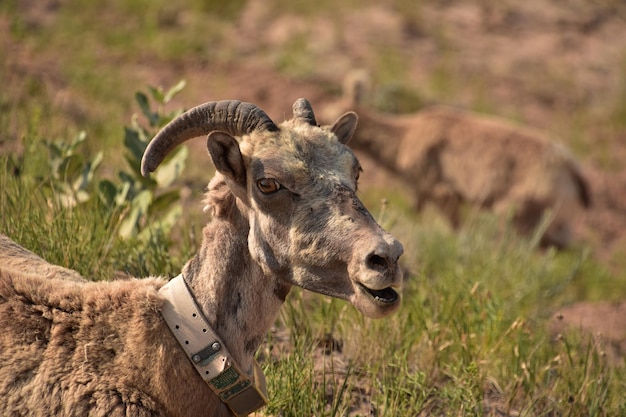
323 74 590 248
0 268 230 417
0 234 84 282
0 100 403 416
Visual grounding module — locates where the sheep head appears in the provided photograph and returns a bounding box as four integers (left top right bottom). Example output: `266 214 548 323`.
141 98 403 318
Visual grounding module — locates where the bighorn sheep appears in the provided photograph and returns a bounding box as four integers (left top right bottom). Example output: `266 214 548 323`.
323 74 591 248
0 98 403 417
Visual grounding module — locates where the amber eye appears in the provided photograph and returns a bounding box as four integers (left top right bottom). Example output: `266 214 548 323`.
257 178 282 194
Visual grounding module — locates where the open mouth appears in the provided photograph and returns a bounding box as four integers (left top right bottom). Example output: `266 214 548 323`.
359 284 399 304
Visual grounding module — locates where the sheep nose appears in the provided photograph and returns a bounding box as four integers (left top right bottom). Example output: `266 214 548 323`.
366 253 389 272
365 236 403 273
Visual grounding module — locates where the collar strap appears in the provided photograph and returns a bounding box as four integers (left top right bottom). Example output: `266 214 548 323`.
159 275 267 416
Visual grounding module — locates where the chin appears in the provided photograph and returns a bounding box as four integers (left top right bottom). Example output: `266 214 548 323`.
351 286 402 319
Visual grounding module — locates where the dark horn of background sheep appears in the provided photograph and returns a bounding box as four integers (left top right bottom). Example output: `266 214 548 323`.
140 100 278 176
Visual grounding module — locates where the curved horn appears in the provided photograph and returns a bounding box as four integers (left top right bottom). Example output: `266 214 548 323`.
141 100 278 176
292 98 317 126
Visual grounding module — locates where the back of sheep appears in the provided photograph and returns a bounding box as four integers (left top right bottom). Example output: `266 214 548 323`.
322 73 591 247
0 234 85 282
410 105 592 209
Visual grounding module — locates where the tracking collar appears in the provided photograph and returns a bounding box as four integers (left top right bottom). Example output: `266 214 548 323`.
159 274 267 416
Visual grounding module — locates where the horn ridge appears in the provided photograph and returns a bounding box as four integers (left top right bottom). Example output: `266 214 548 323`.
224 100 279 134
140 100 277 176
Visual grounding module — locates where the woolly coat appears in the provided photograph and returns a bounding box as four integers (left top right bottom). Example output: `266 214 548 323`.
0 268 232 417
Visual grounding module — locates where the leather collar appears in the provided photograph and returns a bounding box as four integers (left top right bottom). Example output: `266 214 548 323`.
159 275 267 416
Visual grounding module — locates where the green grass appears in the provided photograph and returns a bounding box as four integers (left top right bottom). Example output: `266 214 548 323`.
0 124 195 280
261 213 626 416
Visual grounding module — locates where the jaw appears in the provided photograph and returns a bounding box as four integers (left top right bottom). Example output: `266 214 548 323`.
351 281 402 318
290 265 403 319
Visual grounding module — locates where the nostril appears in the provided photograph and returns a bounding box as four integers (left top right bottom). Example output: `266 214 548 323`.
366 253 388 272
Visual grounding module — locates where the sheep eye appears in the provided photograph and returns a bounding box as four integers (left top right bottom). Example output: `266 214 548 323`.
257 178 281 194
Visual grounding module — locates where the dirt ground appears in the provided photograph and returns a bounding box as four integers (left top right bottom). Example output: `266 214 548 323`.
4 0 626 366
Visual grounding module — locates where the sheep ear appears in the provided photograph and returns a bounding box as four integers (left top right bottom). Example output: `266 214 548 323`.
330 112 358 144
207 131 246 186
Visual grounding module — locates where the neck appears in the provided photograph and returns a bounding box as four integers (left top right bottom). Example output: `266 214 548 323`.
181 207 290 375
350 107 403 174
